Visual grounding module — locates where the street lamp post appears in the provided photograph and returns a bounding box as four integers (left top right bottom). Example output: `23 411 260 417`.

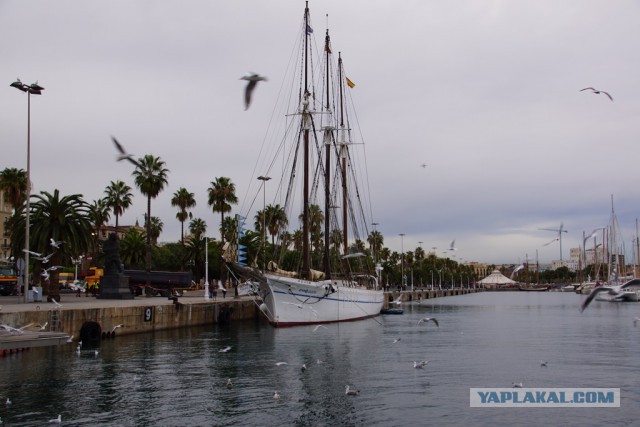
204 237 210 300
399 233 405 290
257 176 271 270
11 79 44 303
72 255 85 282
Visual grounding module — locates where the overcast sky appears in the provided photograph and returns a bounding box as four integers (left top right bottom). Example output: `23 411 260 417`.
2 1 640 265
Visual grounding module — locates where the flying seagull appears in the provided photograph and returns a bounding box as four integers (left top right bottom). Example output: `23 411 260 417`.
226 379 233 389
49 238 64 249
273 391 281 399
541 361 548 367
512 382 523 388
420 163 427 168
417 317 439 327
312 324 328 333
580 279 640 312
390 295 402 306
111 324 125 333
219 346 232 353
449 240 457 251
112 136 140 167
240 72 267 110
580 87 613 101
49 414 62 424
413 360 430 369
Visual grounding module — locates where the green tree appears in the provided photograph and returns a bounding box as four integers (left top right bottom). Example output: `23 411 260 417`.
0 167 27 211
266 204 288 245
171 187 196 246
104 180 133 234
207 177 238 244
10 189 93 301
132 155 169 286
188 218 207 240
120 227 146 268
145 214 164 246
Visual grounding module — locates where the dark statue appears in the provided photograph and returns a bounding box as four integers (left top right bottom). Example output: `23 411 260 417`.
103 233 124 275
98 233 134 299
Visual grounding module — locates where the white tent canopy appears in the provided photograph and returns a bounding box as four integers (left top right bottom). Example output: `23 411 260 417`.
477 269 516 286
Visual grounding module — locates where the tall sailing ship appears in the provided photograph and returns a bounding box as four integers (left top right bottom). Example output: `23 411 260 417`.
227 2 384 327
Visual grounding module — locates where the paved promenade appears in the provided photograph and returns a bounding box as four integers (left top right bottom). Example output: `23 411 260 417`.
0 290 247 314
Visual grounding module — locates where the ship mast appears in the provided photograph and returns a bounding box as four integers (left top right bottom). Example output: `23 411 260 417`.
338 53 348 256
323 27 332 278
301 1 311 279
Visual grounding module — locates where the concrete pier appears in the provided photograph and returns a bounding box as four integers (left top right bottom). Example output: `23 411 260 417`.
0 292 261 342
383 287 483 307
0 287 483 342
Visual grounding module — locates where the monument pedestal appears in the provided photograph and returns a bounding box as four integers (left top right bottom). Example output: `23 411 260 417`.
97 275 134 300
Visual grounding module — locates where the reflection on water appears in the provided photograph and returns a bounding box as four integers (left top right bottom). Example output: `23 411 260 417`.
1 292 639 426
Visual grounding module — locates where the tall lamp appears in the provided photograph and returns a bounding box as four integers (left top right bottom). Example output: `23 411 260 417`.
10 79 44 303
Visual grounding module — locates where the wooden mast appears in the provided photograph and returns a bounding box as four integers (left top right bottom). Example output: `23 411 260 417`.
301 1 311 279
323 27 332 278
338 53 348 256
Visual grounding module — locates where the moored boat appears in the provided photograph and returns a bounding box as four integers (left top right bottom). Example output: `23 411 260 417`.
227 2 383 327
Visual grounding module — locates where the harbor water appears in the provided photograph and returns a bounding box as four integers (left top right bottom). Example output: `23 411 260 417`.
1 292 638 426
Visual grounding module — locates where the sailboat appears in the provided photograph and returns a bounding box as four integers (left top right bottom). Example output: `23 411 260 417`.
226 2 383 326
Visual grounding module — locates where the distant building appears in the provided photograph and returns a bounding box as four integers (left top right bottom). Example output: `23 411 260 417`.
96 224 145 241
466 261 489 278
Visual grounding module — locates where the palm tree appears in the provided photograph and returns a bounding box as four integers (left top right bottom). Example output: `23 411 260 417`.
0 167 27 210
132 155 169 286
144 214 164 245
221 216 237 244
104 180 133 234
207 177 237 243
171 187 196 246
298 204 323 253
10 189 93 301
367 230 384 261
189 218 207 240
266 204 288 245
89 198 111 241
120 227 146 268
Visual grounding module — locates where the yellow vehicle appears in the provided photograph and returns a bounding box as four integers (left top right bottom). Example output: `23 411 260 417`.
0 263 18 296
84 267 104 286
58 272 74 288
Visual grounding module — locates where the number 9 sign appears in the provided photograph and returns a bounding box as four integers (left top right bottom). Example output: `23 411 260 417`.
144 307 154 322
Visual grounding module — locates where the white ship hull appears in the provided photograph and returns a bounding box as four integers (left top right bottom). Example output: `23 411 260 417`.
259 274 384 327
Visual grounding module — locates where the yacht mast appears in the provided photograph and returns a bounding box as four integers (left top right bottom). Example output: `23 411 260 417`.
323 28 332 278
301 1 311 279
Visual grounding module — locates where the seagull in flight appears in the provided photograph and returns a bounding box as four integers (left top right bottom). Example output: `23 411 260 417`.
52 299 63 309
219 346 232 353
413 360 430 369
580 87 613 101
111 324 125 333
449 240 457 251
49 414 62 424
417 317 439 327
580 278 640 312
49 238 64 249
112 136 140 167
512 382 523 388
240 72 267 110
392 337 401 344
420 163 427 168
275 362 288 366
226 379 233 389
540 360 548 367
390 295 402 306
312 324 328 333
273 391 281 399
